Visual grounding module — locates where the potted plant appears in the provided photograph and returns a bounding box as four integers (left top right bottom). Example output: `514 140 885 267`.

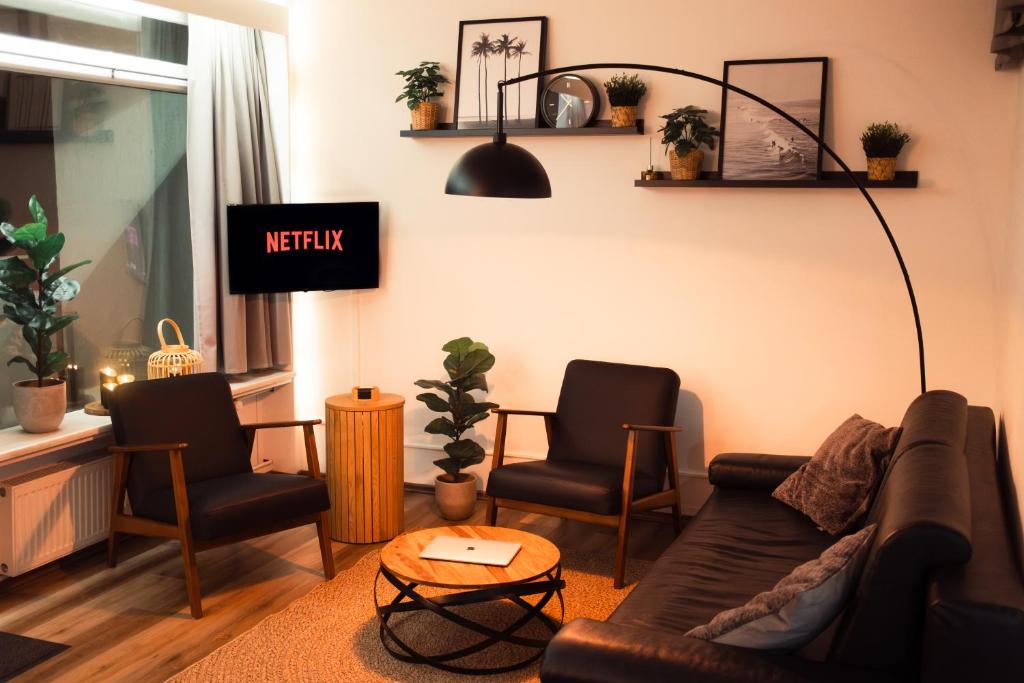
414 337 496 520
659 106 719 180
604 73 647 128
396 61 449 131
861 122 911 181
0 196 89 432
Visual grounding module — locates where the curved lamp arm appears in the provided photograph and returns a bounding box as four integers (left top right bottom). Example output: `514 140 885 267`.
492 63 925 394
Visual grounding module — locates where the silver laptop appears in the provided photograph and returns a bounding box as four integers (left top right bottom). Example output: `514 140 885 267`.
419 535 522 567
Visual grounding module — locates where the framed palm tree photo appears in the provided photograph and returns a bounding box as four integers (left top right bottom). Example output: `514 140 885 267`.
453 16 546 130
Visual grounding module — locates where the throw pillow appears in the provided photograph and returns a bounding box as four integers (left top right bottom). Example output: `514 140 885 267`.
685 524 876 649
773 415 901 534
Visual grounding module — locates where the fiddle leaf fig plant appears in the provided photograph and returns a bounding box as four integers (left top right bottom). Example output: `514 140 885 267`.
395 61 449 110
659 106 720 156
415 337 497 481
0 196 89 387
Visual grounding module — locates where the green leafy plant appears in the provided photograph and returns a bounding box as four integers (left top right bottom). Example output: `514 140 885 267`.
415 337 496 482
0 196 89 387
604 73 648 107
395 61 449 110
659 106 719 156
860 122 911 158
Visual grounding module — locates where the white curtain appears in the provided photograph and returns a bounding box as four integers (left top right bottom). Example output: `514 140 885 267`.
186 15 292 374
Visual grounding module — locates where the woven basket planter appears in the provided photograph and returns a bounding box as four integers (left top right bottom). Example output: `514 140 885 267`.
669 148 704 180
147 318 203 379
866 156 897 181
610 105 638 128
411 102 440 130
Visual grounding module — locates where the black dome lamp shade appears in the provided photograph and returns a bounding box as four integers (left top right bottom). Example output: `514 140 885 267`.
442 63 926 395
445 132 551 198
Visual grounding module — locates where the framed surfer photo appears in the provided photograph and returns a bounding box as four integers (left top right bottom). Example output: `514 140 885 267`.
718 57 828 180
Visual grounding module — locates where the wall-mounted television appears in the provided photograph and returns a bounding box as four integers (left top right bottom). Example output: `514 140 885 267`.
227 201 379 294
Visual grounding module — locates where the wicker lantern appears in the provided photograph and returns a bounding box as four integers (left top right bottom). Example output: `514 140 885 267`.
147 318 203 379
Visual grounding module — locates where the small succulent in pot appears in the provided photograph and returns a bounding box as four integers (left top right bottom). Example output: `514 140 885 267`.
396 61 449 131
659 106 719 180
0 195 90 432
415 337 496 520
860 122 911 181
604 73 647 128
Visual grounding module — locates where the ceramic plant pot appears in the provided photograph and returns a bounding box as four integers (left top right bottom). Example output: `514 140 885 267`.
411 102 440 130
669 148 704 180
12 378 67 433
866 156 897 181
611 105 638 128
434 472 477 520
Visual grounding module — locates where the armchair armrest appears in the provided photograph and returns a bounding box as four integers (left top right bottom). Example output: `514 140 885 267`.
109 442 188 453
708 453 810 490
241 419 322 430
540 619 885 683
491 407 555 417
621 423 682 433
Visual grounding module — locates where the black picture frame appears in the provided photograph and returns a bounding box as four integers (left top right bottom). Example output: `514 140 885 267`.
453 16 547 130
717 57 828 181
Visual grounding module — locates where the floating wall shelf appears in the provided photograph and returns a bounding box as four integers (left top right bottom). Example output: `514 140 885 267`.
400 119 644 138
634 170 918 189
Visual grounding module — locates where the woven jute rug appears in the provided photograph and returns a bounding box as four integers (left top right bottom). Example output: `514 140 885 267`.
168 548 649 682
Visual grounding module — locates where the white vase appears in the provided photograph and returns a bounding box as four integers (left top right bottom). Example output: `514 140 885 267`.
434 472 478 521
12 379 67 433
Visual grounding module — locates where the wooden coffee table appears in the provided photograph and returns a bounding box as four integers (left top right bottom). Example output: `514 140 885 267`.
375 525 565 675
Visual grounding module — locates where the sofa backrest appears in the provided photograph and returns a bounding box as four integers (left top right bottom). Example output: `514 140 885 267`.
827 390 972 675
921 406 1024 683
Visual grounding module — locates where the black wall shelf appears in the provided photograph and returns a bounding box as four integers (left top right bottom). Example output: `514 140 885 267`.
400 119 644 138
634 170 918 189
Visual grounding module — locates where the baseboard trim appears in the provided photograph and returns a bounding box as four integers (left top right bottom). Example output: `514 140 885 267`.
402 482 685 525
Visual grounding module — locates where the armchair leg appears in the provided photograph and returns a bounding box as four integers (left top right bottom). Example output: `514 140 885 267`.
106 531 120 568
179 535 203 619
614 510 631 589
315 511 336 580
485 497 498 526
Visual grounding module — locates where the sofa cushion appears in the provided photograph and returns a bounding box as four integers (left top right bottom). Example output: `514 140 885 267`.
485 459 661 515
610 486 834 634
685 524 876 649
773 415 901 535
133 472 330 540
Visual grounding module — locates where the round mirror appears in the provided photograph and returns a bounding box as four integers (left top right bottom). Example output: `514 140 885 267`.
541 74 600 129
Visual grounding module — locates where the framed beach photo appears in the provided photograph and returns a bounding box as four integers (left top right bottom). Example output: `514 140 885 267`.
453 16 546 130
718 57 828 180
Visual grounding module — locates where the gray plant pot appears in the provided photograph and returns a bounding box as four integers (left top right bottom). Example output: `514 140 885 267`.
434 472 478 521
12 379 67 433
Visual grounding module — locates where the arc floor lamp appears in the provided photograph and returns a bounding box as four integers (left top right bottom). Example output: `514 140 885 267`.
445 62 927 395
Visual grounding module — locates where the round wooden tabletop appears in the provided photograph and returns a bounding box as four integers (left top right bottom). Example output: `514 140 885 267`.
379 525 561 589
326 393 405 412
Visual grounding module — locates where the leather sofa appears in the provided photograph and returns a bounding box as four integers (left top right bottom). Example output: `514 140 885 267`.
541 391 1024 682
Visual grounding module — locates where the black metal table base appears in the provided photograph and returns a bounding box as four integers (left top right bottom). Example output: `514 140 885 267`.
373 564 565 675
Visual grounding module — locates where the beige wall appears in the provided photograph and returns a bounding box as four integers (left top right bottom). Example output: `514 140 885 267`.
287 0 1019 495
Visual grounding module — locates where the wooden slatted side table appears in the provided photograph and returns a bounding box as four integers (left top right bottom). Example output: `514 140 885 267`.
325 389 405 543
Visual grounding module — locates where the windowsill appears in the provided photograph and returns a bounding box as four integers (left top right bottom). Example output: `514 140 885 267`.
0 370 295 468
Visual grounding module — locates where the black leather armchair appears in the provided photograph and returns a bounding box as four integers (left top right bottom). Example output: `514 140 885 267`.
485 359 682 588
106 373 335 618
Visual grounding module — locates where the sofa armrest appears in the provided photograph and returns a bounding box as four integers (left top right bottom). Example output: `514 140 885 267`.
540 619 886 683
708 453 810 490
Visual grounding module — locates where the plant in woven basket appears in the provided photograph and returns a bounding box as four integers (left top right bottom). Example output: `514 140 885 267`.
604 73 648 107
414 337 496 482
0 196 89 387
395 61 449 110
860 122 910 158
659 106 719 156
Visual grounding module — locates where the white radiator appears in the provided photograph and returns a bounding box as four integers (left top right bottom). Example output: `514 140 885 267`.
0 456 113 577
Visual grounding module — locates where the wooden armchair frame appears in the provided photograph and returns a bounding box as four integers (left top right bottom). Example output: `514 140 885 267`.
485 408 683 588
106 419 335 619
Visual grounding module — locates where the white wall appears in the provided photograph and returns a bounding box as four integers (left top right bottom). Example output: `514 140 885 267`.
287 0 1019 501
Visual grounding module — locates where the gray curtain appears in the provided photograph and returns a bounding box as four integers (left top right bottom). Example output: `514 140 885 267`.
186 15 291 374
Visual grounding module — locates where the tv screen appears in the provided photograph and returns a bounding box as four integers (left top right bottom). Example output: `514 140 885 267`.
227 201 379 294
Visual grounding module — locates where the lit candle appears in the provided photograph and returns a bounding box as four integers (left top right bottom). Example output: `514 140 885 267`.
116 373 135 385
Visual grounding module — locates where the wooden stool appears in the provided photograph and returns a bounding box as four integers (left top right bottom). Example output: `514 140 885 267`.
325 389 404 543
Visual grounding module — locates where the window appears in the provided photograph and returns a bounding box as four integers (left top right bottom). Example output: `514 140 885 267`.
0 0 191 429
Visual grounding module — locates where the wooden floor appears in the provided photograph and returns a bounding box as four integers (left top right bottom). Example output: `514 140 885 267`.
0 491 677 682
